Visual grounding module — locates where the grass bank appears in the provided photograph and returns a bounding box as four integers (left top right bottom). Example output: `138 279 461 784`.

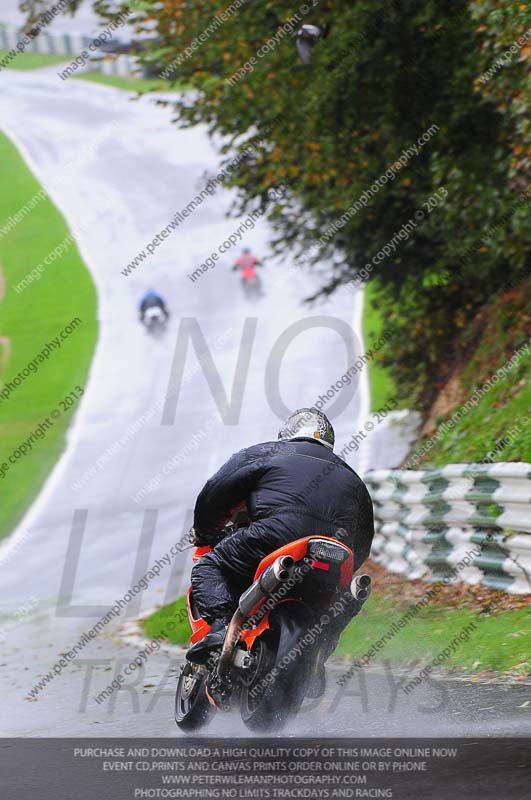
141 593 528 676
0 49 173 93
335 595 529 675
362 280 396 411
142 596 190 645
419 356 531 466
0 132 97 540
0 48 69 71
412 277 531 466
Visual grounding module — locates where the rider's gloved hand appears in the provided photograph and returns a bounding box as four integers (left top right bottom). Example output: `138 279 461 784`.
189 526 217 547
189 526 203 546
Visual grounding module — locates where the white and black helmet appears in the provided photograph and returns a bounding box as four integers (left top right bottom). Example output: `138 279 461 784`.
278 407 335 449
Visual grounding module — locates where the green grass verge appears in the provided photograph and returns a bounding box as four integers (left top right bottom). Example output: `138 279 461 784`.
0 132 97 541
141 594 529 675
415 278 531 466
0 48 69 71
362 280 396 411
142 596 191 645
336 595 530 675
0 49 175 93
420 353 531 466
73 72 173 94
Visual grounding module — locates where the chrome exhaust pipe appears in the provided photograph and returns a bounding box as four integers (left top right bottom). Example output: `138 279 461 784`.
217 609 245 680
351 573 371 603
238 555 295 617
217 555 295 680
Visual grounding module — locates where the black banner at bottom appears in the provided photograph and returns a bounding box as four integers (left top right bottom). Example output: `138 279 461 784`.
1 738 530 800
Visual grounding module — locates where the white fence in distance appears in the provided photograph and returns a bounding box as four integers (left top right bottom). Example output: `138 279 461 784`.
0 26 142 78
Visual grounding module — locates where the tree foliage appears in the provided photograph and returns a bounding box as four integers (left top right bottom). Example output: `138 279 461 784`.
25 0 531 406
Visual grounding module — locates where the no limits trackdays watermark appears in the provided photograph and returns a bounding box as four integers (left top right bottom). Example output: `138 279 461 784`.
71 325 235 494
94 562 316 705
159 313 374 432
131 328 392 504
27 526 193 700
336 540 495 687
77 625 458 720
74 654 455 718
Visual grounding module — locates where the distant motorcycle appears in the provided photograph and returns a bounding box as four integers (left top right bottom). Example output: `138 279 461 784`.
142 305 168 335
232 248 263 300
240 265 263 299
175 527 371 732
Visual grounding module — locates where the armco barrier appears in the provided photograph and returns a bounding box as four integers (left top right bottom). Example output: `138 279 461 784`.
365 462 531 594
0 26 143 78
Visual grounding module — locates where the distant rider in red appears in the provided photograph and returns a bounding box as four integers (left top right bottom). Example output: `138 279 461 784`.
232 247 262 280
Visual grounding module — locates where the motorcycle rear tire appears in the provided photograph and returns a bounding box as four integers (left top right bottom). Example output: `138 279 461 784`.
240 602 314 732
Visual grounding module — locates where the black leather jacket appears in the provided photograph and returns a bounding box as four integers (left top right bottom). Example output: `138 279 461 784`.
193 437 374 567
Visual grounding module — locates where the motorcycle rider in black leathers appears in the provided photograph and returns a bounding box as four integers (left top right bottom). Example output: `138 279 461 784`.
186 408 375 692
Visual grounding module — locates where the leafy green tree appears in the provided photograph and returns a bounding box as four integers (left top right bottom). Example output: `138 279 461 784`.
23 0 531 405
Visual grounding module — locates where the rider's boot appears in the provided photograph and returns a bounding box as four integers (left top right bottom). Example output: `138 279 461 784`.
186 619 228 664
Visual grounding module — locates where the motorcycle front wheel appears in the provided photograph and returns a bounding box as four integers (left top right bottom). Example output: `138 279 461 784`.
175 662 215 731
240 602 314 732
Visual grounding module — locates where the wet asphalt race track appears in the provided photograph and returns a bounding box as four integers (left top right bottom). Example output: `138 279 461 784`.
0 62 529 745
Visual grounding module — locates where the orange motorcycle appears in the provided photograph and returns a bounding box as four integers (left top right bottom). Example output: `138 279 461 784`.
175 532 371 732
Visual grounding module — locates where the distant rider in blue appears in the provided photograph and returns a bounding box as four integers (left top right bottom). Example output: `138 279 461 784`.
139 290 170 323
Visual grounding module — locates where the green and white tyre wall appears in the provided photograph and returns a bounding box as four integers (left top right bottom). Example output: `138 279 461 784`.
365 463 531 595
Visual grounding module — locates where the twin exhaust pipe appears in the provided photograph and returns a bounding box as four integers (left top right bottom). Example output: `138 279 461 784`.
351 573 372 603
239 559 371 616
217 557 371 679
238 555 295 617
